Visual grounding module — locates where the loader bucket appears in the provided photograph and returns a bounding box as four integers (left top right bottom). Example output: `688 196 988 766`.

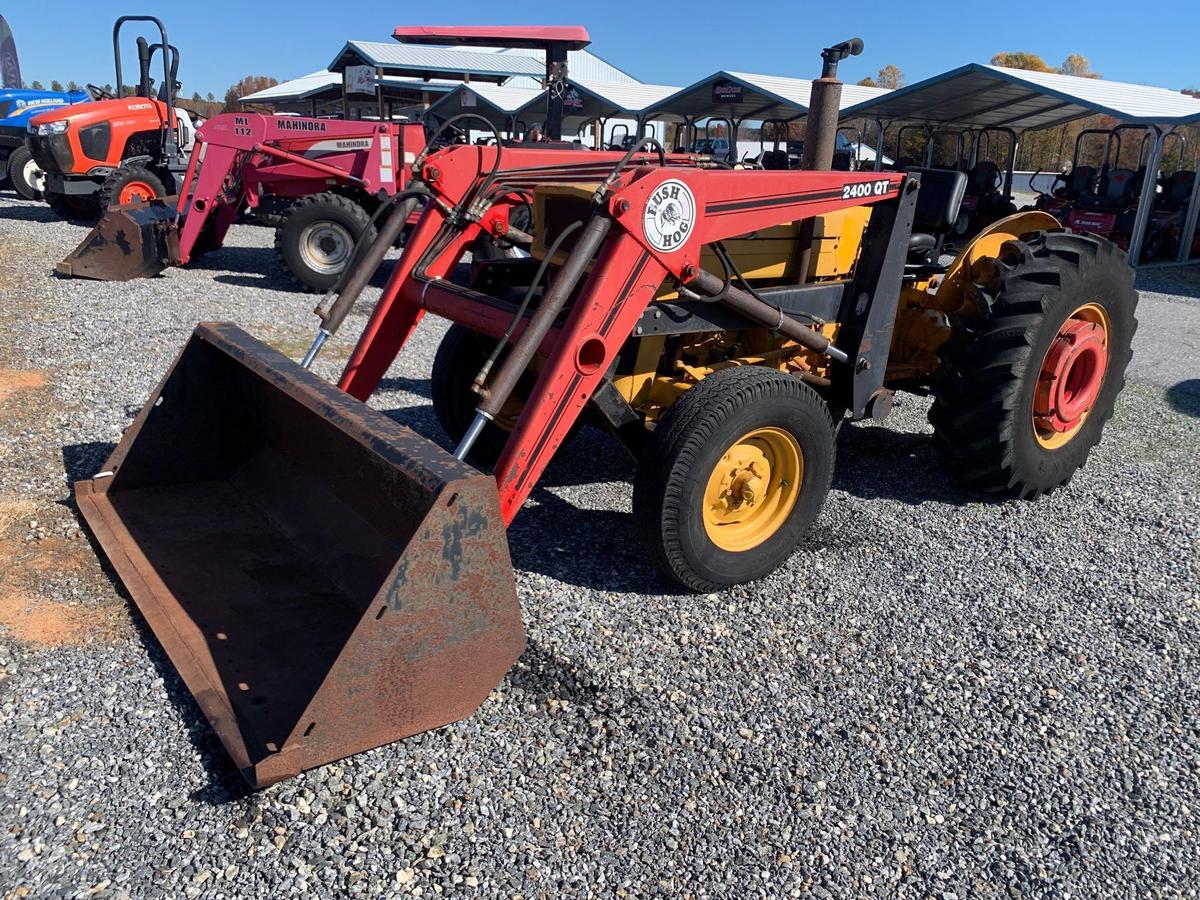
74 323 524 787
55 198 180 280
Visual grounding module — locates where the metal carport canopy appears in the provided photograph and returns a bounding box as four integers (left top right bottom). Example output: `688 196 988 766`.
839 63 1200 266
645 70 891 122
425 83 546 132
515 79 682 124
838 63 1200 130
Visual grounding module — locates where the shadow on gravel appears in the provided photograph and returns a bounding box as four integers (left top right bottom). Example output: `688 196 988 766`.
1166 379 1200 417
62 441 117 481
1136 267 1200 301
833 422 970 506
0 201 61 224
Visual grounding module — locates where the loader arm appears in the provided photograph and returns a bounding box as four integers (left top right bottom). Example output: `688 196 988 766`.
338 146 909 523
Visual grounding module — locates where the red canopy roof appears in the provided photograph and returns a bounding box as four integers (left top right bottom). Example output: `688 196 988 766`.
392 26 590 50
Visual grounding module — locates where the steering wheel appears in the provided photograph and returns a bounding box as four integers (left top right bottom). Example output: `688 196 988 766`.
86 83 115 101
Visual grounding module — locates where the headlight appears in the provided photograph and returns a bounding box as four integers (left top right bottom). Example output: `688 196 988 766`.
34 120 69 136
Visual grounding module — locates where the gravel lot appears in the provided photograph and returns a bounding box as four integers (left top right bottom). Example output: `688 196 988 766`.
0 192 1197 899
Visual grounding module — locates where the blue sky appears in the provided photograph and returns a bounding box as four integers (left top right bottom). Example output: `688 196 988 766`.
6 2 1200 99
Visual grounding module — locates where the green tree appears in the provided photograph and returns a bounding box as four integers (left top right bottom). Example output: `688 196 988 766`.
30 79 44 90
66 80 79 92
50 79 63 91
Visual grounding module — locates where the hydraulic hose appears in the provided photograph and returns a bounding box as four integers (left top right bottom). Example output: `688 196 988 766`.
685 268 848 364
472 220 584 393
454 213 613 461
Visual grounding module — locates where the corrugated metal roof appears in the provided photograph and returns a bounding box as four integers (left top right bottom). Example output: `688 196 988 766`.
483 47 640 85
242 71 340 103
647 70 891 121
329 41 544 80
840 64 1200 128
514 79 680 122
427 82 545 123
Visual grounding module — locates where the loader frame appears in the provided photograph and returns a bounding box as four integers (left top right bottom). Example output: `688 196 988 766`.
334 146 917 523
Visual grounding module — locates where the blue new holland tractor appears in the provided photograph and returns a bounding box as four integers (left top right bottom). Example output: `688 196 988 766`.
0 87 89 199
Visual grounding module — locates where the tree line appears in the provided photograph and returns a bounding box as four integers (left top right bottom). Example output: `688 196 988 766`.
18 74 279 120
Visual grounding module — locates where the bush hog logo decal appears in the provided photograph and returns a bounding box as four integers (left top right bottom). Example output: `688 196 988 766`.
643 179 696 252
842 179 893 200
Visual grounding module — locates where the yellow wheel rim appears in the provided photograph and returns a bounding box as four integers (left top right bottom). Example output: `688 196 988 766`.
702 427 803 552
1033 301 1111 451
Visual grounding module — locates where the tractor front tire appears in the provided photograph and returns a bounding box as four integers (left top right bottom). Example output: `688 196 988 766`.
44 189 100 222
633 366 836 592
8 145 45 200
98 165 167 211
275 193 376 293
929 230 1137 498
431 324 527 467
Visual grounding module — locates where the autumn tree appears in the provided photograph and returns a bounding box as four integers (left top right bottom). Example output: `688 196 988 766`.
989 52 1053 72
1060 54 1100 79
858 64 906 89
50 79 63 91
66 80 79 92
223 75 278 112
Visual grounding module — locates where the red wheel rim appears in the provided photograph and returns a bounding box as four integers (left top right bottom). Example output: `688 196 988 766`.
1033 304 1110 448
118 181 156 204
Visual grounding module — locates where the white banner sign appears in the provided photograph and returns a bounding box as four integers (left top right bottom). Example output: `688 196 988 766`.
346 65 376 96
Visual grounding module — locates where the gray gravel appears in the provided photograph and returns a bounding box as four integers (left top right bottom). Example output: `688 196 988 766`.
1 191 1198 899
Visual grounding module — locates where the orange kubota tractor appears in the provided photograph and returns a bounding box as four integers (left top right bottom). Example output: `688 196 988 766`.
75 32 1137 787
29 16 196 221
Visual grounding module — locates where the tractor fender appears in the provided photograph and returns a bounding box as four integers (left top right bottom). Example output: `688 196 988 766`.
935 210 1061 314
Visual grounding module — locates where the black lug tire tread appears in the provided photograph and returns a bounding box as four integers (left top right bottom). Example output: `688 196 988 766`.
274 192 377 293
633 365 835 593
430 324 513 467
44 190 100 222
97 165 167 213
8 145 43 200
929 230 1138 499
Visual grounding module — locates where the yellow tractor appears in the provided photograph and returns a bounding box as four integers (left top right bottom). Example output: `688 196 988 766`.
75 37 1136 786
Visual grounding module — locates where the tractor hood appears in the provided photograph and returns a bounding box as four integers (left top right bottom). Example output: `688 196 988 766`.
29 95 169 131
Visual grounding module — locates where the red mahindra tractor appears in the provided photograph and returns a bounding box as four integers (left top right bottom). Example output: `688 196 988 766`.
58 111 428 291
28 16 197 221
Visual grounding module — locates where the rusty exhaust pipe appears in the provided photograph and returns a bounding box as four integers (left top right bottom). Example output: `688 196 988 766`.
796 37 863 281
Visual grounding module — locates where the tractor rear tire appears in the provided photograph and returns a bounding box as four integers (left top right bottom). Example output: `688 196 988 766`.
431 324 528 467
633 366 835 592
44 190 100 222
929 230 1137 498
275 192 377 293
8 145 45 200
98 165 167 211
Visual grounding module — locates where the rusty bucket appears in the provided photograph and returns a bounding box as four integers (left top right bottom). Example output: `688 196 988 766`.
75 323 525 787
56 198 180 280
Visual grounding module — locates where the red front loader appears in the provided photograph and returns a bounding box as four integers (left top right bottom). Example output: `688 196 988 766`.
57 112 427 290
73 34 1137 789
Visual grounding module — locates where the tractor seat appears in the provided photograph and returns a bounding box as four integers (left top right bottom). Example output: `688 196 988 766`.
760 149 789 170
1061 165 1097 198
967 161 1001 195
1079 168 1138 209
907 167 968 265
1158 171 1197 211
